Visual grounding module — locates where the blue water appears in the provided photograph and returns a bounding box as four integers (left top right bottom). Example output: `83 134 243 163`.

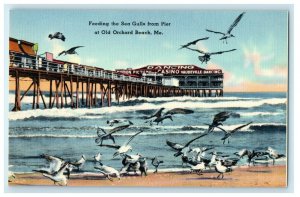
9 92 287 173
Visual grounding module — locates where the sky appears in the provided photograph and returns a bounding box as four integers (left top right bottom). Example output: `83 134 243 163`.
9 10 288 92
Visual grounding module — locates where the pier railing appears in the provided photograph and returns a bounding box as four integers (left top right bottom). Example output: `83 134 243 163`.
9 52 158 85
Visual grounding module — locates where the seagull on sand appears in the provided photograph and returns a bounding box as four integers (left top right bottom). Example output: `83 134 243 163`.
265 147 285 165
94 153 102 162
70 155 86 171
189 161 206 175
122 153 143 165
234 149 268 166
215 160 233 179
99 130 144 158
206 12 246 44
179 37 209 49
42 162 71 186
58 46 84 56
94 162 121 180
48 32 66 41
95 124 132 145
217 122 252 144
151 156 164 173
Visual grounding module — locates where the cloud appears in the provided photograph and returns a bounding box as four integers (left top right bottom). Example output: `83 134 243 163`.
243 49 287 78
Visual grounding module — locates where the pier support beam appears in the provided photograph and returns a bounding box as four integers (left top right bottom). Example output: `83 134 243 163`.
13 70 21 111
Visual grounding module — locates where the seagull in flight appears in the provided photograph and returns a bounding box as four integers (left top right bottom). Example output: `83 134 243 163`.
179 37 209 49
107 119 133 127
48 32 66 41
42 162 71 186
217 122 252 144
145 108 194 126
206 12 246 44
143 108 165 119
99 130 143 158
95 124 131 145
186 47 236 64
205 112 232 133
166 133 208 157
58 46 84 56
33 154 65 174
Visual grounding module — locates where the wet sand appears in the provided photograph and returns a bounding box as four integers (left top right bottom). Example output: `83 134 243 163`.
9 165 286 187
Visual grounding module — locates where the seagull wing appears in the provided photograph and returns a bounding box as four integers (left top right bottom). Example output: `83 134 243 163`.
53 32 60 37
209 49 236 55
153 108 165 118
55 162 69 177
165 108 194 115
227 12 245 34
213 111 231 123
42 155 64 172
125 130 143 146
108 124 131 135
61 34 66 41
184 133 208 148
166 140 184 151
185 47 206 54
231 122 252 133
179 37 209 49
99 144 121 149
67 46 84 52
206 29 225 35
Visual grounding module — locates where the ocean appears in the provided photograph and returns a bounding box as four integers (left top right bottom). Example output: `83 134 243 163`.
8 92 287 173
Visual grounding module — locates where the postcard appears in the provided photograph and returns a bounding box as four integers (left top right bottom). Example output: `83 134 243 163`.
8 8 288 187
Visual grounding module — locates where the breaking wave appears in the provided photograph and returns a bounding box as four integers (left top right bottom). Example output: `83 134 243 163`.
9 97 286 121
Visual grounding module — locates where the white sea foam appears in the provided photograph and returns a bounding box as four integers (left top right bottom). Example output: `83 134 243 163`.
239 112 282 117
9 97 286 121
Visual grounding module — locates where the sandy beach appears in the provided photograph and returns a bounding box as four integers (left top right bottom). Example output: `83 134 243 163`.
9 165 286 187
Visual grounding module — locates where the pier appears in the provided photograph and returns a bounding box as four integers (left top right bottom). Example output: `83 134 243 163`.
9 38 223 111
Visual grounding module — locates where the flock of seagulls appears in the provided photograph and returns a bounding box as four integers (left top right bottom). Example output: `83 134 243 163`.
48 31 84 57
28 108 285 186
180 12 246 64
165 111 285 179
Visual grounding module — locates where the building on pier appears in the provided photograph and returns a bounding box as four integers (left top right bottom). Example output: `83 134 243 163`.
116 65 224 96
